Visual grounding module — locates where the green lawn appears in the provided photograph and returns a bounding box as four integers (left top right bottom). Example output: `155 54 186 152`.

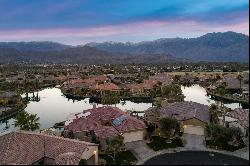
147 136 183 151
99 150 137 165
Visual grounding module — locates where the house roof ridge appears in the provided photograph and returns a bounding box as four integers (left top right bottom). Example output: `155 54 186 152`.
16 130 98 146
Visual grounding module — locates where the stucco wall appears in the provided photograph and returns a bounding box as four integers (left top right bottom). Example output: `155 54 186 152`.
81 145 98 165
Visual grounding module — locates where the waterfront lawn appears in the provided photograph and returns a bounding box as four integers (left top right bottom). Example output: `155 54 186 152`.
147 136 183 151
99 150 137 165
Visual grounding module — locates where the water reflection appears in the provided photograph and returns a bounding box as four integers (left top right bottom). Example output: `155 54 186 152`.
181 84 242 109
0 85 243 133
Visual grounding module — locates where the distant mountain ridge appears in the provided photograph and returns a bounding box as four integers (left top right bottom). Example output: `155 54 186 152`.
0 46 181 64
0 31 249 63
87 31 249 62
0 41 70 51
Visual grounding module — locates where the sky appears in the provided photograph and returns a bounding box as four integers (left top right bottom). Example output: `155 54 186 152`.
0 0 249 45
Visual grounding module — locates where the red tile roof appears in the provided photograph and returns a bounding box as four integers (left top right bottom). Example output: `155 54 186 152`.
228 108 249 128
159 101 210 123
54 152 81 165
65 106 146 139
95 82 120 91
126 80 157 91
0 131 96 165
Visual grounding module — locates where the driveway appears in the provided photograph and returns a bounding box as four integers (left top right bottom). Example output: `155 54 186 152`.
182 134 206 150
125 141 155 161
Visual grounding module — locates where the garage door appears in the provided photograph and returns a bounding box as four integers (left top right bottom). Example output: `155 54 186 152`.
184 125 204 135
123 131 144 143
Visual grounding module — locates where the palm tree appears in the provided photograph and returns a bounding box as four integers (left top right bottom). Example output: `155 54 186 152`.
106 136 124 164
208 103 219 124
215 85 227 126
237 74 243 95
15 111 40 131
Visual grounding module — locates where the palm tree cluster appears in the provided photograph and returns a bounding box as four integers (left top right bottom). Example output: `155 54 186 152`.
150 83 184 102
101 93 120 105
15 111 40 131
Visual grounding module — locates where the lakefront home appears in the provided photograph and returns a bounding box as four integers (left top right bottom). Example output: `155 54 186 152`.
63 106 147 151
145 101 210 136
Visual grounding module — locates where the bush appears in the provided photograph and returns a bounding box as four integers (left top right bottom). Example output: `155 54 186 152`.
205 124 246 151
99 151 137 165
159 117 180 139
147 136 183 151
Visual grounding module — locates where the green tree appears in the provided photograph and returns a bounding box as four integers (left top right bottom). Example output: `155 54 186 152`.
209 103 220 124
206 124 243 147
173 75 181 83
237 74 243 94
215 85 227 126
106 136 124 164
15 111 40 131
101 93 120 105
159 117 180 140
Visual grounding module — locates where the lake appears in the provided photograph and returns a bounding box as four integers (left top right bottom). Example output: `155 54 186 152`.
0 85 242 133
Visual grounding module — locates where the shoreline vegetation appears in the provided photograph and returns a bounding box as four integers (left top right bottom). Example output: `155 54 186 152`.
206 89 249 106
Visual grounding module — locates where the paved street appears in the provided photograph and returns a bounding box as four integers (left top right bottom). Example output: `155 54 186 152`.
143 151 249 165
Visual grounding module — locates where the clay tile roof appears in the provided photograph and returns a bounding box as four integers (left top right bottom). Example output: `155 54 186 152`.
95 82 119 91
65 106 146 139
228 108 249 128
159 101 210 123
0 131 96 165
54 152 81 165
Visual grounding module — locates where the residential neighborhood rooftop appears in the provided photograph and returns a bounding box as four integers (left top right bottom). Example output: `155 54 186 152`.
64 106 146 139
0 130 97 165
159 101 210 123
228 108 249 129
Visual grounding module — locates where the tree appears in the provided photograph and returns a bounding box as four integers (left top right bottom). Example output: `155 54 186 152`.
0 99 8 112
215 85 227 127
237 74 243 95
206 124 243 147
101 93 120 105
209 104 219 124
173 75 181 83
228 127 243 145
106 136 124 164
153 98 162 109
159 117 180 140
15 111 40 131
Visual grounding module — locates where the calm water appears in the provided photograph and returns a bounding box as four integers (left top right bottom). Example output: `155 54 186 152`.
181 85 242 109
0 85 242 133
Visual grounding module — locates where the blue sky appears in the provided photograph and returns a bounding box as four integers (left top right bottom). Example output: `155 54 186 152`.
0 0 248 45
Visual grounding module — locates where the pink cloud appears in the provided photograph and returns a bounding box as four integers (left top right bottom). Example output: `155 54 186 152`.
0 20 248 45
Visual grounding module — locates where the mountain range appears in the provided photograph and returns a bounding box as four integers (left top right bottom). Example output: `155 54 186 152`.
87 31 249 62
0 31 248 64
